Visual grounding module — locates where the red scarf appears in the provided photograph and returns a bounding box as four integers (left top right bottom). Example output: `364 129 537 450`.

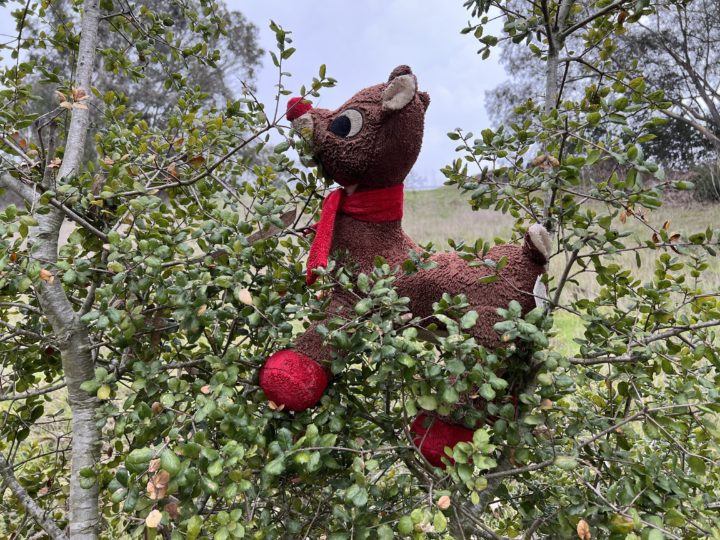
306 184 404 285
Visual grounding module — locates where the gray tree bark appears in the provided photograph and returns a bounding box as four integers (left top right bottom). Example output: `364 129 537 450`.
27 0 101 537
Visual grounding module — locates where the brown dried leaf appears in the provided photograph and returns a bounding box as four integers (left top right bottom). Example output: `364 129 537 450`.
197 304 207 315
652 232 660 245
49 158 62 169
164 501 179 520
662 219 671 231
151 402 163 415
55 90 67 101
268 400 285 411
59 101 73 110
437 495 451 510
200 385 211 395
540 398 553 410
148 458 161 473
187 155 205 168
619 210 627 224
577 519 591 540
145 509 162 528
147 470 170 500
167 162 178 178
72 87 88 101
39 269 55 284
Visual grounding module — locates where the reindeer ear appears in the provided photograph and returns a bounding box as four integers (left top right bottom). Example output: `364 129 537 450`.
382 74 417 111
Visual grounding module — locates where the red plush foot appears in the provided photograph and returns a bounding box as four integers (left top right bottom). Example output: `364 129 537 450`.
410 413 474 468
259 350 329 412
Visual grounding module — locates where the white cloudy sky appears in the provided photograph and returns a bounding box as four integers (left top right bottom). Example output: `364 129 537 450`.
237 0 506 186
0 1 508 186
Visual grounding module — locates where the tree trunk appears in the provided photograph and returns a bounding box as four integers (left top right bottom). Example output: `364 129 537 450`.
27 0 102 537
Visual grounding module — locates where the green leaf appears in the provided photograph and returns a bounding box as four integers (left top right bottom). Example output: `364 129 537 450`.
264 457 285 475
417 395 437 411
461 310 479 329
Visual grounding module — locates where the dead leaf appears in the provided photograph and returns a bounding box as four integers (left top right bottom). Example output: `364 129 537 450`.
540 398 553 410
437 495 451 510
531 154 560 170
237 289 253 306
49 158 62 169
151 402 163 415
39 269 55 284
200 385 211 395
145 509 162 528
268 400 285 411
9 252 17 263
164 501 179 520
187 155 205 169
147 470 170 500
148 459 161 473
197 304 207 315
619 210 627 224
662 220 671 231
59 101 73 110
102 157 114 166
167 162 178 178
55 90 67 101
577 519 591 540
72 87 88 101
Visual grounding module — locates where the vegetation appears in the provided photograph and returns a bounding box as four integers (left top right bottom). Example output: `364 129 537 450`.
0 0 718 539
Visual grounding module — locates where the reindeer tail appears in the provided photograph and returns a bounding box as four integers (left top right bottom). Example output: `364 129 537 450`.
524 224 552 268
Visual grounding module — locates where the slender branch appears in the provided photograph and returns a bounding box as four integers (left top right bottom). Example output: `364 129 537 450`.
0 452 66 539
560 0 629 38
0 382 66 402
0 174 108 242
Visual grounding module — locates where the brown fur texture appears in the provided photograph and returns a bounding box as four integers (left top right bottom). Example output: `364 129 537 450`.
260 66 551 421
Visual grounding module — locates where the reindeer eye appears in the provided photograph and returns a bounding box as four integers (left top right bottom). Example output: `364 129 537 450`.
329 109 363 138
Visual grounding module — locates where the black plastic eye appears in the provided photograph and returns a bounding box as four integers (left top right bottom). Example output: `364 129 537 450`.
328 109 363 138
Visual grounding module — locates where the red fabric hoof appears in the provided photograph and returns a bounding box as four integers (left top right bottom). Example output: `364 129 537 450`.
259 350 329 412
410 413 474 468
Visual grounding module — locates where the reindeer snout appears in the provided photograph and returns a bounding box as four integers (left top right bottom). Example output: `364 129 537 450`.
287 97 315 161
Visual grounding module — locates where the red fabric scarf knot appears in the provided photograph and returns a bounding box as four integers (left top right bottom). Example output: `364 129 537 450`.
306 184 404 285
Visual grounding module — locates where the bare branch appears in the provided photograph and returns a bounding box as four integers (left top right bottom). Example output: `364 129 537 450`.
0 382 66 401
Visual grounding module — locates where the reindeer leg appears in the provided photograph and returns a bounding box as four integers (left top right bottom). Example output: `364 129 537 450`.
259 303 345 412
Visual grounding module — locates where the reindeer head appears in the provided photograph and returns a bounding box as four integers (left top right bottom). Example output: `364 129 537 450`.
288 65 430 191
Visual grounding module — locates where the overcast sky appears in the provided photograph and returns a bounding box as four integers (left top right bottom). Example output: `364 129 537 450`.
236 0 506 186
0 1 507 187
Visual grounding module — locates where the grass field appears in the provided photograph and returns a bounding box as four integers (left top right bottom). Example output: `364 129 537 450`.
404 186 720 353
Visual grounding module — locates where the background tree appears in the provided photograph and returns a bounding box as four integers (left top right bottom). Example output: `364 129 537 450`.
0 0 719 539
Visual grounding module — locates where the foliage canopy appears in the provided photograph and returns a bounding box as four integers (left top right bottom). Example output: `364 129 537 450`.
0 0 719 539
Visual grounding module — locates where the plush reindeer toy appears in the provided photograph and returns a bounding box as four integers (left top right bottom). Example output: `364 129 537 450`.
259 66 552 466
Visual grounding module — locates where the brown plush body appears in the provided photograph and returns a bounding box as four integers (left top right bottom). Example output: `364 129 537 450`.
259 66 551 465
